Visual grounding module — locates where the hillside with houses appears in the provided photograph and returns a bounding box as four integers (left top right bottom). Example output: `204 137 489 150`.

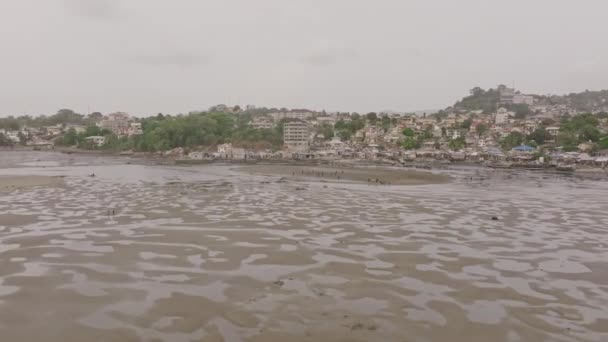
1 86 608 171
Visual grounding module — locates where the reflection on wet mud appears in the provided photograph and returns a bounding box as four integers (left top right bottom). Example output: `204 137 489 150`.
1 152 607 341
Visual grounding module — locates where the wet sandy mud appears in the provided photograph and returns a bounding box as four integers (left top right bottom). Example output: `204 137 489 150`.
1 152 607 341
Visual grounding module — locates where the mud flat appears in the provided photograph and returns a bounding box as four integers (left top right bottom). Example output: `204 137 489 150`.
0 175 64 192
239 164 451 185
1 152 608 342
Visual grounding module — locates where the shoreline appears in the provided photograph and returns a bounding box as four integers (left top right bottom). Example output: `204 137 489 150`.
1 148 606 179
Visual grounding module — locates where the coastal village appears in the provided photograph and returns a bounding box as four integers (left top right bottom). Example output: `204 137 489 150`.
2 85 608 173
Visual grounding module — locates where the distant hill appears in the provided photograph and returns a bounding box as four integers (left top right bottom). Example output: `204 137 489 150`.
451 86 608 114
539 90 608 112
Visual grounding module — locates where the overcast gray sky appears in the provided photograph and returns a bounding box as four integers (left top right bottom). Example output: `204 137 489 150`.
1 0 607 116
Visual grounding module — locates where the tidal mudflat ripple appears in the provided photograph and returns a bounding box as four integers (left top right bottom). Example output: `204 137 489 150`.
1 152 607 342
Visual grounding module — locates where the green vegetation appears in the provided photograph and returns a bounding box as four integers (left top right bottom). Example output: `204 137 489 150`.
564 90 608 112
460 118 472 130
560 113 600 142
402 137 419 150
500 132 525 150
319 124 334 140
448 137 466 150
55 126 112 148
527 127 550 146
55 112 285 152
508 104 532 119
454 87 500 114
476 124 488 138
402 128 414 137
131 112 281 152
432 110 449 123
0 109 94 130
553 113 606 151
381 116 391 130
598 137 608 150
401 128 433 150
366 112 378 124
334 117 365 141
557 131 579 152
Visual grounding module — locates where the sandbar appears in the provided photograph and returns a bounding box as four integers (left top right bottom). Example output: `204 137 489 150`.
239 164 451 185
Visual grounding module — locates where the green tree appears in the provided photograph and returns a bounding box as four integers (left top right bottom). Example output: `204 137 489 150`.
336 130 352 141
84 125 103 137
320 124 334 140
580 125 601 142
509 104 531 119
0 117 20 130
460 118 472 130
500 132 525 150
402 128 415 137
381 116 391 130
63 128 79 146
448 137 466 150
87 112 103 122
557 131 579 151
402 137 419 150
598 136 608 150
476 124 488 138
527 127 549 146
366 112 378 124
454 87 499 113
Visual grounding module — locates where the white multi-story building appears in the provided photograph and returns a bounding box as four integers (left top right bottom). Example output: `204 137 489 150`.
271 111 314 122
283 121 310 152
513 94 534 106
99 112 131 136
495 108 511 125
128 122 143 136
315 116 337 126
251 117 275 130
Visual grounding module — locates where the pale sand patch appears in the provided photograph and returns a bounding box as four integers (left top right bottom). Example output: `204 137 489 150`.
239 164 451 185
0 175 64 192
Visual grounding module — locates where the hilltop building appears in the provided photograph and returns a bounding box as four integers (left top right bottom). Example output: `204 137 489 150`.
513 94 534 106
498 85 516 105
